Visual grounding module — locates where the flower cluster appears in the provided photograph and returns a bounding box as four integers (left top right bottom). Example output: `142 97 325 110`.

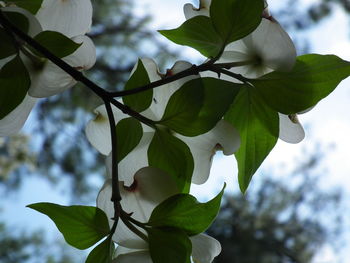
0 0 96 136
85 1 310 261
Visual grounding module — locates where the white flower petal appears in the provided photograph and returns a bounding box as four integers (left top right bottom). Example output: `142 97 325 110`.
191 234 221 263
112 251 152 263
85 103 129 155
97 167 178 248
36 0 92 37
0 94 37 136
150 61 198 120
243 18 296 73
278 113 305 144
177 120 240 184
106 131 153 186
183 3 209 20
28 35 96 98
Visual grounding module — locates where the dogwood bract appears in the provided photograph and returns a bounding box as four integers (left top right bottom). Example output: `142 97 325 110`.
86 58 240 185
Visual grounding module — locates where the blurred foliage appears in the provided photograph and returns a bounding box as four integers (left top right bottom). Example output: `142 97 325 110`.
208 149 343 263
0 222 85 263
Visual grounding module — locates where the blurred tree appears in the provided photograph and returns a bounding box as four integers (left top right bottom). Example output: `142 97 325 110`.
208 149 343 263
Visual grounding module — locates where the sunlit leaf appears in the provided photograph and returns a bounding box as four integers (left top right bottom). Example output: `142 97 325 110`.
225 87 278 192
251 54 350 114
148 184 225 235
122 59 152 112
148 130 194 192
27 203 110 249
159 16 223 58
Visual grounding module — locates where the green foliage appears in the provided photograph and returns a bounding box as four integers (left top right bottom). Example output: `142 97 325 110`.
251 54 350 114
116 117 143 163
147 227 192 263
33 31 82 58
148 185 225 235
122 59 152 112
27 203 110 250
85 237 114 263
2 11 29 33
225 88 279 192
210 0 264 44
3 0 43 14
148 129 194 192
159 16 223 57
159 78 241 136
0 55 30 119
0 27 17 59
159 0 263 57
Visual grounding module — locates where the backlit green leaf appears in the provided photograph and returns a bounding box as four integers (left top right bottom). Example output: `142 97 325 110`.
148 130 194 193
27 203 110 250
148 227 192 263
251 54 350 114
0 56 30 119
122 59 152 112
210 0 264 44
3 0 43 14
85 237 114 263
159 16 223 58
116 117 143 163
148 184 225 235
0 27 18 59
225 87 278 192
33 30 81 58
160 78 241 136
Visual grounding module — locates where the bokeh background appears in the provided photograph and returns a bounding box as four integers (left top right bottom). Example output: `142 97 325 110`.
1 0 350 262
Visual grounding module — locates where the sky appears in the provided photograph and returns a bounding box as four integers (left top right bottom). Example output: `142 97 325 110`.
1 1 350 262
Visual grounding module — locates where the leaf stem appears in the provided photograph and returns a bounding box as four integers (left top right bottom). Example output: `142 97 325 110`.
120 213 149 242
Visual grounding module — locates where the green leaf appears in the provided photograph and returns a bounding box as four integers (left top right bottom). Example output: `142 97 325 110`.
27 203 110 250
225 87 278 192
0 55 30 119
148 184 225 235
158 78 204 134
3 0 43 14
2 10 29 33
251 54 350 114
148 130 194 193
160 78 241 136
116 117 143 163
0 27 18 59
147 227 192 263
33 31 81 58
210 0 264 44
85 237 115 263
122 59 152 112
159 16 224 58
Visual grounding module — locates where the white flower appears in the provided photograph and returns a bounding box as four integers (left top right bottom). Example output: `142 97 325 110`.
97 169 221 262
35 0 93 37
86 58 240 185
183 1 304 143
